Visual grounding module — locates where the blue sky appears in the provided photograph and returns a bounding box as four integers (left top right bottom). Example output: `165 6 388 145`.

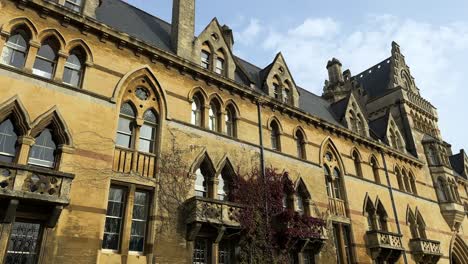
126 0 468 153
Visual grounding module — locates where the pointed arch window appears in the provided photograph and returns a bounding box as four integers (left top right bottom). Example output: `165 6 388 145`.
395 168 404 191
376 203 388 231
427 146 438 166
295 129 306 159
1 27 30 68
215 57 224 75
201 50 210 69
225 105 236 137
0 119 18 162
63 47 85 87
195 168 208 198
33 37 60 79
324 166 333 198
208 100 221 132
116 103 136 149
28 128 56 168
273 83 281 100
139 110 158 153
270 121 281 151
436 177 448 202
282 88 290 104
409 172 417 195
352 151 363 178
296 194 304 215
364 199 376 231
370 157 380 184
332 168 342 199
191 95 203 127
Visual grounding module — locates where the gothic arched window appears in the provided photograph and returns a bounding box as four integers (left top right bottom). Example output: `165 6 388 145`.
116 103 136 149
208 100 221 132
352 150 363 178
139 110 158 153
225 104 236 137
28 128 57 168
33 37 60 79
370 157 380 184
0 119 18 162
195 168 208 198
1 27 30 68
63 47 85 87
295 129 306 159
191 94 203 127
270 120 281 151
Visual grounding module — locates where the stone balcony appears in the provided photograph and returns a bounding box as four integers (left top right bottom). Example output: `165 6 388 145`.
0 161 74 227
113 147 156 178
366 230 405 262
185 196 243 227
409 238 442 264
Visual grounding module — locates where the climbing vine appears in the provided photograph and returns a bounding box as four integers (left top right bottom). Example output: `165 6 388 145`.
230 167 325 264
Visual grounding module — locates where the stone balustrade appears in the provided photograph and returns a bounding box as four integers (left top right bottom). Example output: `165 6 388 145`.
366 230 405 262
113 147 156 178
410 238 442 264
0 161 74 205
185 196 243 227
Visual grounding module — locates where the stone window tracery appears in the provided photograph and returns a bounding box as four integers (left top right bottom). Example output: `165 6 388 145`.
63 47 85 87
225 104 237 138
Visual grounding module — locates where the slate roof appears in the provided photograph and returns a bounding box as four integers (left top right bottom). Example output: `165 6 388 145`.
352 58 393 98
449 151 467 180
94 0 356 127
369 113 389 142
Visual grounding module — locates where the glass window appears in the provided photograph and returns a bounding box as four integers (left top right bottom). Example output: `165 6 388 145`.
129 191 149 253
0 119 18 162
33 38 59 79
64 0 82 12
1 28 29 68
218 173 229 201
116 103 135 149
201 51 210 69
193 238 209 264
296 194 304 215
209 102 219 132
63 49 84 87
139 111 157 153
28 128 56 168
333 168 342 199
103 187 126 251
219 240 231 264
215 57 224 74
191 97 202 126
5 221 42 264
296 130 305 159
273 83 280 100
282 88 290 104
195 168 207 197
270 121 280 151
225 106 235 137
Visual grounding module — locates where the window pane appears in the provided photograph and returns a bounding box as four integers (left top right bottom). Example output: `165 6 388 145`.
116 134 131 148
0 119 17 159
28 129 56 168
140 124 155 139
103 188 125 250
143 110 157 123
120 103 136 117
138 139 153 153
130 191 148 252
32 58 54 79
195 168 207 197
193 239 208 264
37 43 57 60
5 222 42 264
63 67 81 87
219 240 231 264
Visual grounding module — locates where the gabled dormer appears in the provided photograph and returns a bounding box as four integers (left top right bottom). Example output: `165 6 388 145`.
449 150 468 180
193 18 236 79
261 53 299 107
330 93 369 137
369 112 406 152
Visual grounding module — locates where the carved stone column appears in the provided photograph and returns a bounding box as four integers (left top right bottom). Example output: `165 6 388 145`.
16 135 35 165
53 50 68 83
24 40 40 74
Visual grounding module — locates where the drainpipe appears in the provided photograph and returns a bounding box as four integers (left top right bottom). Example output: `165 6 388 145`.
380 149 408 264
257 100 266 178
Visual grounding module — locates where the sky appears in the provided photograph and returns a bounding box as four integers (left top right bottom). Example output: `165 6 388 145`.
126 0 468 153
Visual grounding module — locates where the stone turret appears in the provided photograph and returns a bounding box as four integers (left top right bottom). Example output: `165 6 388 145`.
322 58 354 103
171 0 196 59
326 58 344 85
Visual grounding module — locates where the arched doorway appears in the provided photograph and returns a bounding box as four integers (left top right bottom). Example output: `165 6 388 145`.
451 235 468 264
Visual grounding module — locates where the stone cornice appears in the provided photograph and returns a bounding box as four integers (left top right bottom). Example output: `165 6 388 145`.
11 0 424 167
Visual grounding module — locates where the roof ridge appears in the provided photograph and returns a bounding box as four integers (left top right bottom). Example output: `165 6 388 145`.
234 56 263 71
353 57 391 78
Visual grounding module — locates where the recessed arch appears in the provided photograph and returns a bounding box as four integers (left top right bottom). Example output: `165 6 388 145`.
0 96 31 135
451 235 468 264
319 137 346 173
30 107 73 147
37 28 66 49
266 116 284 134
295 177 311 199
292 126 308 141
189 149 216 176
406 205 415 225
1 17 38 41
65 39 94 64
224 99 241 118
207 93 225 109
363 193 375 215
187 86 209 104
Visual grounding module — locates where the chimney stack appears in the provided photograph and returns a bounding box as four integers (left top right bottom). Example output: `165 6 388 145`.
221 25 234 50
326 58 344 85
171 0 196 59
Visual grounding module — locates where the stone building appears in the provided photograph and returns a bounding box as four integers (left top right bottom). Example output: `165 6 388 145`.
0 0 466 263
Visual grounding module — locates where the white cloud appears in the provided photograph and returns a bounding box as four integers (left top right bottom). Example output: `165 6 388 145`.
236 19 263 45
235 15 468 151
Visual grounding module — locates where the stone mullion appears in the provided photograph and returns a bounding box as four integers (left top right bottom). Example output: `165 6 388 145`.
337 224 347 264
53 50 68 83
220 111 226 134
131 118 143 172
16 135 35 165
120 185 136 255
209 176 219 199
24 41 40 73
211 242 218 264
0 34 7 51
203 104 210 129
304 198 311 216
